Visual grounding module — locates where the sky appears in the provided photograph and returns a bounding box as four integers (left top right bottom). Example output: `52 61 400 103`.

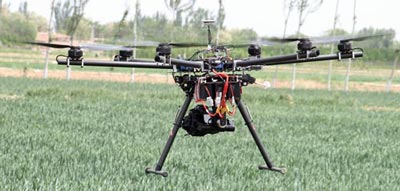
5 0 400 40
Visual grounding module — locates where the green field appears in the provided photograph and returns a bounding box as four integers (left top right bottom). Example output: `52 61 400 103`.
1 77 400 190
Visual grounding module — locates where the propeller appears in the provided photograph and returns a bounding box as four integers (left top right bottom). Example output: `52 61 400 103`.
25 42 78 49
328 34 384 43
267 37 311 43
25 41 128 50
25 42 86 60
123 42 208 49
268 34 383 44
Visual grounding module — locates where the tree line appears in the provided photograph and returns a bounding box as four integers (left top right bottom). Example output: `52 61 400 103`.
0 0 398 64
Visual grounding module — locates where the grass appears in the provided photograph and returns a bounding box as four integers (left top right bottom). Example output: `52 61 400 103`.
0 77 399 190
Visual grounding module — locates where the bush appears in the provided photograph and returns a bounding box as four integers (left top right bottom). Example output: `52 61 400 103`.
0 10 37 45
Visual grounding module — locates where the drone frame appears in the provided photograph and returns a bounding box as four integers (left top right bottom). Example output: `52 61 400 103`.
27 33 369 177
54 46 363 177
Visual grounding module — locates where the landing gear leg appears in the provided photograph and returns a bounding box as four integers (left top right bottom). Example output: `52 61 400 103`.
237 100 286 174
145 91 193 177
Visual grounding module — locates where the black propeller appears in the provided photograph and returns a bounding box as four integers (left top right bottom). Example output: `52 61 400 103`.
268 37 311 43
338 34 384 43
124 42 208 49
26 42 78 49
267 34 383 44
25 41 128 50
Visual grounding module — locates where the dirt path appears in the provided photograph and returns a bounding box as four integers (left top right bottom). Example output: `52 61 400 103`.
0 67 174 84
1 67 399 92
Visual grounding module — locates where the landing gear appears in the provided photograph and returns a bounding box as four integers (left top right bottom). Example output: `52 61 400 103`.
145 74 285 177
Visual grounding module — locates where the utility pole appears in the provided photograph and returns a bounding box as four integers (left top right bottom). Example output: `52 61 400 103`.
44 0 56 79
131 0 139 83
344 0 357 91
386 50 399 92
327 0 340 91
216 0 225 46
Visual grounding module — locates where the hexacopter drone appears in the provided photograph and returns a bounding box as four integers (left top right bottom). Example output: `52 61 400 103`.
28 20 372 177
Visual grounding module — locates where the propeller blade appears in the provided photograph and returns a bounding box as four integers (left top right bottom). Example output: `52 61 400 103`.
267 37 310 43
167 42 207 47
339 34 384 43
267 34 383 45
80 44 129 51
312 34 385 44
221 44 251 48
25 42 74 49
214 40 276 48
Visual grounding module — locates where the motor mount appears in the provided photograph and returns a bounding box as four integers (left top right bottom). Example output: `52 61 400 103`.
114 50 133 61
248 44 261 58
338 41 353 53
68 48 83 60
156 43 172 57
297 39 313 52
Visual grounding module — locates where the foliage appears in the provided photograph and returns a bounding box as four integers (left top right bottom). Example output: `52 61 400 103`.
0 9 37 45
18 1 28 16
294 0 324 34
164 0 196 26
74 18 93 41
53 0 90 43
54 0 72 33
324 28 349 36
0 77 400 190
356 27 397 49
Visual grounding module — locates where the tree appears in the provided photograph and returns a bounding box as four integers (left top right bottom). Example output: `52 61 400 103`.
272 0 296 88
0 0 3 14
54 0 90 44
230 29 258 43
18 1 28 17
164 0 196 40
67 0 90 44
186 8 212 28
54 0 73 32
54 0 89 80
114 9 129 40
186 8 214 42
164 0 195 25
291 0 323 90
295 0 323 35
324 28 348 36
216 0 225 45
356 27 396 49
0 10 37 45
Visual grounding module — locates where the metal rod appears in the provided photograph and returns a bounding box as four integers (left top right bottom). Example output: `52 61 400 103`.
58 51 362 72
236 100 286 174
156 56 203 68
146 90 194 177
386 51 399 92
236 54 299 67
236 52 362 67
58 59 173 69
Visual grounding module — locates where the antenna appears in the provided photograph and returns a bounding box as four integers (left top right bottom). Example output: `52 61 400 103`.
203 20 215 48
